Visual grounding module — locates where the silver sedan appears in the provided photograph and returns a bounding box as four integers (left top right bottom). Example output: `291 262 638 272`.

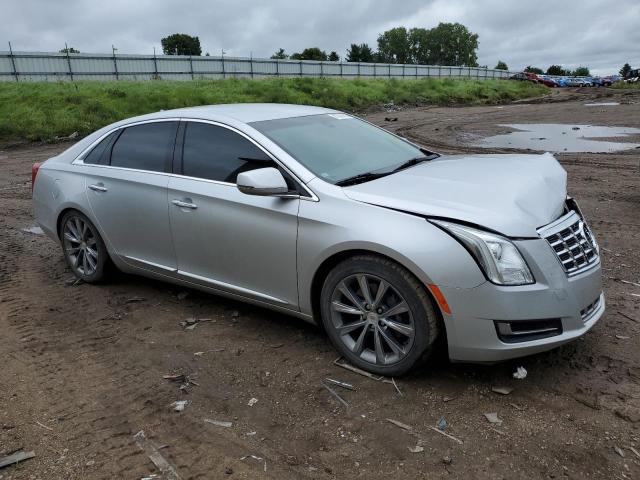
32 104 604 375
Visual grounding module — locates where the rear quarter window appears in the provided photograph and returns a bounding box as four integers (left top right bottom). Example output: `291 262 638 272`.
82 130 120 165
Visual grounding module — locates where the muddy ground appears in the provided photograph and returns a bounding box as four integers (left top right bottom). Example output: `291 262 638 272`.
1 87 639 480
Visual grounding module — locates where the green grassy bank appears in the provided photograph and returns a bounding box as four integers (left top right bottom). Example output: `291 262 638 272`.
0 77 545 143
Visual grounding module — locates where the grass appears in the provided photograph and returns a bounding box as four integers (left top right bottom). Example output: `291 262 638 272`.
612 82 640 89
0 77 546 143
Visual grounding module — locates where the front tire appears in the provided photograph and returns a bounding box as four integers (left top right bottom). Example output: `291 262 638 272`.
60 211 108 283
320 255 440 376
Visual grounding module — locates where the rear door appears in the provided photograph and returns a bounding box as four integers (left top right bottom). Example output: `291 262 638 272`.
83 120 179 273
167 120 300 307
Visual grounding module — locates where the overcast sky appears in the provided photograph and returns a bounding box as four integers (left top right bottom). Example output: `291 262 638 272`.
4 0 638 75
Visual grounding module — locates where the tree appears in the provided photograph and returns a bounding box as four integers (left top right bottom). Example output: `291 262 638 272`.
525 66 544 74
377 27 410 63
161 34 202 56
290 47 327 61
413 23 479 66
546 65 566 76
270 48 288 59
59 47 80 54
494 60 508 70
407 27 430 64
572 66 590 76
346 43 375 62
620 63 632 78
328 51 340 62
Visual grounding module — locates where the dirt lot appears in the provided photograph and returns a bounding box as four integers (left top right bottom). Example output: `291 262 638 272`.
1 88 639 480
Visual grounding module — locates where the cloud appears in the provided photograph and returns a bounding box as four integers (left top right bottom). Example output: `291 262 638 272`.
3 0 638 75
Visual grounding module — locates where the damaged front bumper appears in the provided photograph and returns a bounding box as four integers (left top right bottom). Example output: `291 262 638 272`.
440 235 604 363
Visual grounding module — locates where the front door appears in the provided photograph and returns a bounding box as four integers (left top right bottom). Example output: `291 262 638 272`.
168 121 299 307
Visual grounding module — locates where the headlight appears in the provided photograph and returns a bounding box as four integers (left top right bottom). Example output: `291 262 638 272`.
431 220 534 286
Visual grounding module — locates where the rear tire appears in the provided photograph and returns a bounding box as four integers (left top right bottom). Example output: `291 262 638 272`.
320 255 440 376
60 211 108 283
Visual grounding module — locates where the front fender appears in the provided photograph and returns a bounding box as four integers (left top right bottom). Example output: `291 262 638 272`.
296 192 486 316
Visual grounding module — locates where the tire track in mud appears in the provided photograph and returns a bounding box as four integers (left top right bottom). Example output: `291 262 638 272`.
0 224 162 478
0 220 304 479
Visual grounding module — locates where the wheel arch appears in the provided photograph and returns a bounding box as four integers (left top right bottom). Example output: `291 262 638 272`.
309 248 443 329
55 205 115 260
56 205 94 241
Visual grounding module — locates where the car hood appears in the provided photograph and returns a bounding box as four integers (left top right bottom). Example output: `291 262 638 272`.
342 152 567 238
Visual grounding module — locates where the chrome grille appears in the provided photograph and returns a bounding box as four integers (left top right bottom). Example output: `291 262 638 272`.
538 210 599 276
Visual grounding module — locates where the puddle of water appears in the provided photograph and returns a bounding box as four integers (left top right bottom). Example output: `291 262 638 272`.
21 226 44 235
584 102 620 106
476 124 640 153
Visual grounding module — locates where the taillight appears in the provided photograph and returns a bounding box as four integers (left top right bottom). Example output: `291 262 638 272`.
31 162 43 192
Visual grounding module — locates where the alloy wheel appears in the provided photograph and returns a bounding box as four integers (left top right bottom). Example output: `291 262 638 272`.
62 216 99 276
329 273 415 366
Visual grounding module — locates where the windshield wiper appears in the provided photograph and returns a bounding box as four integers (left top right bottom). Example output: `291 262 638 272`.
391 153 439 173
335 151 440 187
335 171 391 187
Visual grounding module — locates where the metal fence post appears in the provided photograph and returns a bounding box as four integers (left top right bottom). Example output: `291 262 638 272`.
189 55 194 80
64 42 74 81
299 60 303 77
112 45 119 80
339 61 343 78
357 62 360 78
250 56 254 79
320 61 323 77
8 41 18 82
388 63 391 78
275 59 279 76
152 47 158 79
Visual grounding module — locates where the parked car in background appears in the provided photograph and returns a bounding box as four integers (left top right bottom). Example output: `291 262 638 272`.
583 77 603 87
600 77 613 86
509 72 538 83
537 75 559 87
553 77 570 87
565 77 590 87
31 104 604 375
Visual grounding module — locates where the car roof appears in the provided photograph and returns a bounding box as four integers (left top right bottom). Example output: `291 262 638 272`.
120 103 340 124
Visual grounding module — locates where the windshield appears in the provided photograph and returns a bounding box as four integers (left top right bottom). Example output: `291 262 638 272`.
250 114 427 184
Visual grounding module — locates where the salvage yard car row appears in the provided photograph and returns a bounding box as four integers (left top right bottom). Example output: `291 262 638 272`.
509 71 620 87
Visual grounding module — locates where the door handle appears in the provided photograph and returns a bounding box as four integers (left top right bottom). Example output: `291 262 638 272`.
172 199 198 209
88 184 108 192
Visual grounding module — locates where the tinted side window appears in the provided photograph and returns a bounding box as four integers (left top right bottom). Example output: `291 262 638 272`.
182 122 273 183
83 130 120 165
110 122 178 172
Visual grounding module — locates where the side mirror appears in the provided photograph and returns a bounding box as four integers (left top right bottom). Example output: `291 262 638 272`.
237 167 290 196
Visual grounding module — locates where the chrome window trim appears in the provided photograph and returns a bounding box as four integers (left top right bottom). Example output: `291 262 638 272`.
72 117 182 165
72 117 319 202
179 118 318 201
